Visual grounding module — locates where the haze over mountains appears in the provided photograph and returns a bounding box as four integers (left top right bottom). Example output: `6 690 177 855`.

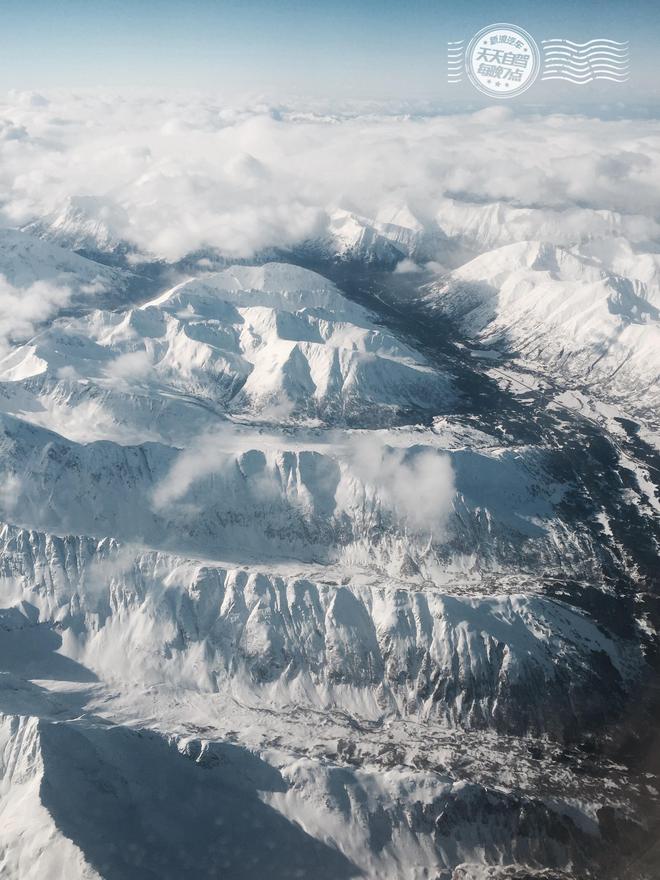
0 93 658 880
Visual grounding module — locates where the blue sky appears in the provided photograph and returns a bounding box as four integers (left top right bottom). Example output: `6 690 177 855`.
0 0 657 104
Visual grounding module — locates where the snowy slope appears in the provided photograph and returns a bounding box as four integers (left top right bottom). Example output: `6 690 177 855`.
0 700 608 880
0 227 132 297
0 410 609 579
433 198 658 255
21 196 131 256
0 524 641 737
295 199 660 274
425 241 660 413
0 263 453 439
305 208 451 267
0 245 656 880
0 522 644 880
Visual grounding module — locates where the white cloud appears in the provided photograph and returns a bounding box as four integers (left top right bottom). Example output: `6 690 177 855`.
0 472 22 517
151 431 231 512
0 275 71 357
150 427 279 513
105 350 153 381
348 435 455 534
393 258 422 274
0 92 658 262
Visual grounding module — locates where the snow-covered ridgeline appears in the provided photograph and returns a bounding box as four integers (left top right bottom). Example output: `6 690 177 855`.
0 524 642 738
0 409 606 578
0 706 607 880
424 241 660 414
0 262 453 432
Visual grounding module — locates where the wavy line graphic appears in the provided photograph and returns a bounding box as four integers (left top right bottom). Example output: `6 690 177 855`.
543 76 630 84
447 41 464 83
542 39 629 47
541 38 629 82
543 71 630 79
544 54 629 61
543 52 629 62
543 61 630 71
543 48 629 57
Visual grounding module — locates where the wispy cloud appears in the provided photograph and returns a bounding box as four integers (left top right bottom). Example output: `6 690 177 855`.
0 275 71 357
347 435 455 534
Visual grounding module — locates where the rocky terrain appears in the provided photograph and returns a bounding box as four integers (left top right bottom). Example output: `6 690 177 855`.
0 216 657 880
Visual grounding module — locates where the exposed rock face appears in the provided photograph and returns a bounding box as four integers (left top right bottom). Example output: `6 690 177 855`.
0 524 640 738
0 255 656 880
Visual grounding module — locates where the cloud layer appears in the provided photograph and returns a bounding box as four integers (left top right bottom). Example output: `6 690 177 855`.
0 93 659 261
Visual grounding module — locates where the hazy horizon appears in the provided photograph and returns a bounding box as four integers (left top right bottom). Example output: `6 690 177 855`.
0 0 657 106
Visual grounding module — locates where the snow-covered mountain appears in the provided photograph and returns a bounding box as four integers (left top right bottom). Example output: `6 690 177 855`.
0 241 657 880
424 240 660 416
0 263 453 440
0 524 642 736
0 517 652 880
0 408 614 580
289 199 660 275
21 196 132 258
0 700 616 880
308 208 452 267
432 198 660 255
0 227 132 296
